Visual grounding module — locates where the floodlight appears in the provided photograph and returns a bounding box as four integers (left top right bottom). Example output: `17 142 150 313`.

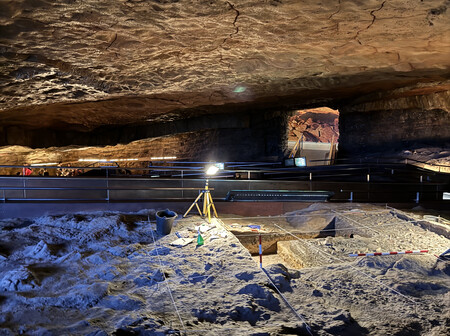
205 163 224 176
206 165 219 176
184 163 223 222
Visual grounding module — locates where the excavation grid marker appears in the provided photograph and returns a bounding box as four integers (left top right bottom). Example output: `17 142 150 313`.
259 232 263 268
349 250 429 257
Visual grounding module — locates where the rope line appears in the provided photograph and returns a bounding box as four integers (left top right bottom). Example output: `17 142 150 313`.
269 221 419 306
146 213 435 333
262 268 314 336
219 209 391 221
333 210 380 235
148 215 186 332
216 218 315 335
223 218 414 237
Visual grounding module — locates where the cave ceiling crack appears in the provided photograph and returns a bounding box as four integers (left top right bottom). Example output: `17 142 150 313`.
106 33 118 50
219 2 240 48
367 0 387 31
328 0 342 20
226 1 240 36
330 1 387 52
189 2 239 68
215 2 240 69
355 0 387 43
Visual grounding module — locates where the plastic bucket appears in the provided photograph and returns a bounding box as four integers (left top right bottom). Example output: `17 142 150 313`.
156 209 177 235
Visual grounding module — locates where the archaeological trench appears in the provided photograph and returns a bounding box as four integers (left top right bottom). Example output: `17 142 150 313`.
0 1 449 335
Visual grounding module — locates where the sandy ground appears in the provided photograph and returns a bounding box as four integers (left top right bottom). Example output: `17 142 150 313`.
0 204 449 335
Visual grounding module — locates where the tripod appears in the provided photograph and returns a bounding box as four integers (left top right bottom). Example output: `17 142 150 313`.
183 179 218 222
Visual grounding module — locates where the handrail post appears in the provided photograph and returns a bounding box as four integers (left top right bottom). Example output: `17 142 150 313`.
106 168 110 203
23 176 26 199
181 170 184 199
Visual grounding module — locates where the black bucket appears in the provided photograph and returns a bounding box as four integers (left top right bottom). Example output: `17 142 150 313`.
155 209 177 235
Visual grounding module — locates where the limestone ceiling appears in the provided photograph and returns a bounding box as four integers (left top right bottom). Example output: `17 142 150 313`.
0 0 449 131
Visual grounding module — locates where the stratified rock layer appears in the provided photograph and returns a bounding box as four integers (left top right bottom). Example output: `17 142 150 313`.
1 0 450 130
339 88 450 155
0 0 449 160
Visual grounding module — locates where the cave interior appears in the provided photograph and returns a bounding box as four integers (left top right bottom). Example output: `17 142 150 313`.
0 0 448 167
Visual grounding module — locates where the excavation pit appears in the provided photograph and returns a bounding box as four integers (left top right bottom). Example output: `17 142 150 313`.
221 203 449 270
222 208 364 268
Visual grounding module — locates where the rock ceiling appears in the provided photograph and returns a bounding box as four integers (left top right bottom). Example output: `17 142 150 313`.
0 0 449 132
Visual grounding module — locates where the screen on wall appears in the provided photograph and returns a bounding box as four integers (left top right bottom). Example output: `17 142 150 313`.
295 157 307 167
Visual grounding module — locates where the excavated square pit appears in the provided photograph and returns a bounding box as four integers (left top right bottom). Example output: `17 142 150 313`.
221 204 450 270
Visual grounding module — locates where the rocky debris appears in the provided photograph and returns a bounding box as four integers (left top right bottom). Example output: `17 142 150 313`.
0 213 305 335
399 147 450 168
288 108 339 143
0 267 37 292
23 240 51 260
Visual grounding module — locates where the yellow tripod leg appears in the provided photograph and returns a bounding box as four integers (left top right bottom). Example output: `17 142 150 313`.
202 191 208 218
206 191 211 222
208 192 218 218
183 192 204 218
195 202 202 216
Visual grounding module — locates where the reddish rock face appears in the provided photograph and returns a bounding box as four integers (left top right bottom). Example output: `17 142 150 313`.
289 108 339 143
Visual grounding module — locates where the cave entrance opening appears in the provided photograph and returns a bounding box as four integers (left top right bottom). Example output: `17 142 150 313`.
287 107 339 166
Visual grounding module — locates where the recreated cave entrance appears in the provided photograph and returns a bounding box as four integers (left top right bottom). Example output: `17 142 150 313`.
287 107 340 166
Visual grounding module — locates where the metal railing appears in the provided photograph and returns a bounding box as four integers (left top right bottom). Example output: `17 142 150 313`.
0 177 447 205
0 161 448 204
308 157 450 173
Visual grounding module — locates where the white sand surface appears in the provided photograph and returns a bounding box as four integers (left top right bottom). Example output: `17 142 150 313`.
0 204 449 335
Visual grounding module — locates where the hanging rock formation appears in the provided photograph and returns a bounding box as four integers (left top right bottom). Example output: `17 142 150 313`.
0 0 449 161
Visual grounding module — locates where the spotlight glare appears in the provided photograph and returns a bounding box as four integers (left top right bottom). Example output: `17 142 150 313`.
150 156 177 160
30 162 59 166
206 165 219 176
233 86 246 93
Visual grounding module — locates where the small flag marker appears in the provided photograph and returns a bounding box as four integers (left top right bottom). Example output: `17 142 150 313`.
197 231 204 246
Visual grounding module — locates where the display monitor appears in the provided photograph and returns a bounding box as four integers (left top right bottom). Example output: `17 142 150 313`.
295 157 307 167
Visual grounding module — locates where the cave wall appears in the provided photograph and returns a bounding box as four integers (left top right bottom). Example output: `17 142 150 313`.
0 109 291 164
339 90 450 156
0 132 217 172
